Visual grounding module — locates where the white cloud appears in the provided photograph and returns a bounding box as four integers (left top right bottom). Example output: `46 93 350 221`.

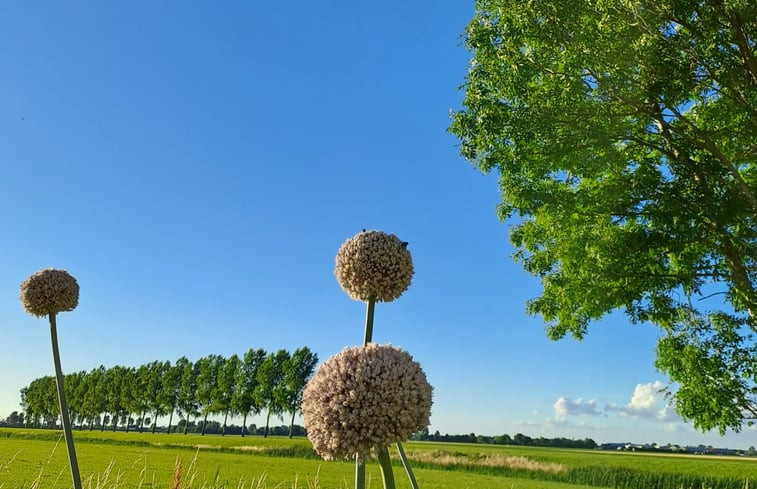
620 381 681 422
554 397 601 420
627 381 664 411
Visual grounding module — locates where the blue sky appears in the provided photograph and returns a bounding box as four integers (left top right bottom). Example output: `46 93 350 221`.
0 2 753 449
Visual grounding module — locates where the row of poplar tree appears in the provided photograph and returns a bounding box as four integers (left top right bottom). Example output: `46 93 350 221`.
20 347 318 438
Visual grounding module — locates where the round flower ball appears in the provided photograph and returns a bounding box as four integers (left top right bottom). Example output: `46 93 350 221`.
302 343 432 460
334 230 413 302
20 269 79 318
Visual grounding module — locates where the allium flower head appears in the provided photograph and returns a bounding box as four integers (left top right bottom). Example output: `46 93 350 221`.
20 269 79 318
302 343 432 460
334 230 413 302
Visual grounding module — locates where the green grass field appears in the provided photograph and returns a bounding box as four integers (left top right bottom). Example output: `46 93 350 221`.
0 428 754 488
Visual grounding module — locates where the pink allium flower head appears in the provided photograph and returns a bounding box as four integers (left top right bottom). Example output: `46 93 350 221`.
302 343 432 460
20 269 79 318
334 230 413 302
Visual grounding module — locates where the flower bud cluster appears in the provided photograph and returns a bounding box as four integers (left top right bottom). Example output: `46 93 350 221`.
20 269 79 317
302 343 432 460
334 230 413 302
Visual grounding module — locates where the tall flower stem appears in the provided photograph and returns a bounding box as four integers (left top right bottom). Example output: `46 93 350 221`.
49 313 82 489
377 447 396 489
396 442 419 489
355 454 365 489
363 296 376 345
355 296 376 489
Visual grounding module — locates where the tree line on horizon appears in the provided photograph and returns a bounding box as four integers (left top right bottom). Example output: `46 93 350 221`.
413 429 597 449
17 347 318 438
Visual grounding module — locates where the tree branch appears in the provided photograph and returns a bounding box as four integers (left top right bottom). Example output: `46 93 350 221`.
663 104 757 214
727 10 757 86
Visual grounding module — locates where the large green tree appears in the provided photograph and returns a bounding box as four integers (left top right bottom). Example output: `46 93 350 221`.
451 0 756 433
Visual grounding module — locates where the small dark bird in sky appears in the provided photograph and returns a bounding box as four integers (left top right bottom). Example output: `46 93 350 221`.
361 228 366 232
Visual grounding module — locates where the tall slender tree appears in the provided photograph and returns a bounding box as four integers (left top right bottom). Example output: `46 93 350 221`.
255 350 290 438
146 361 170 433
132 364 151 432
64 371 86 429
178 359 199 434
216 354 240 436
104 366 132 432
232 348 266 437
281 347 318 438
195 354 223 435
19 387 31 427
162 357 187 434
81 366 107 430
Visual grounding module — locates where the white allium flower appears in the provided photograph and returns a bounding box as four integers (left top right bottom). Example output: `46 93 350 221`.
20 269 79 318
302 343 432 460
334 230 413 302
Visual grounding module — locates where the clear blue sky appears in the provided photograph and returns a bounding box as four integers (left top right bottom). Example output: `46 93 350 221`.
0 1 753 449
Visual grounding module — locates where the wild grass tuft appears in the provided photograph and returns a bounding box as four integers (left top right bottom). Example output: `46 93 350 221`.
406 449 566 473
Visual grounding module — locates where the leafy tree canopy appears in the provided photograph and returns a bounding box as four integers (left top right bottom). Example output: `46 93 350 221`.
450 0 756 434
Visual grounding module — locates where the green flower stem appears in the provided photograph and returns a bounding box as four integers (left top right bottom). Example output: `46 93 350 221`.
363 296 376 345
355 454 365 489
377 446 396 489
49 313 82 489
355 296 376 489
396 441 419 489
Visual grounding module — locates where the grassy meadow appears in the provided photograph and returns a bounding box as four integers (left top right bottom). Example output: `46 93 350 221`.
0 428 754 489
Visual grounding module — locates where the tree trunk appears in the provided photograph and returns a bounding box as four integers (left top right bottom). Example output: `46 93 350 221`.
201 413 208 436
222 410 229 436
167 410 174 434
241 413 248 437
264 409 271 438
184 413 191 435
151 409 159 434
288 410 295 438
